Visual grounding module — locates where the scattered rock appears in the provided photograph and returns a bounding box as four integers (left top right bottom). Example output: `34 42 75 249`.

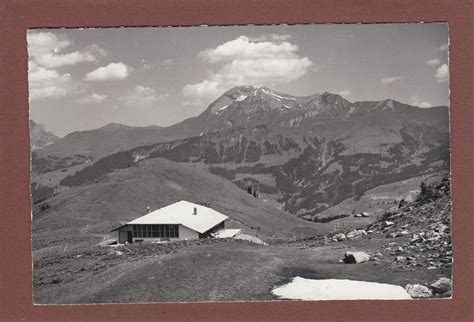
343 251 370 264
346 229 367 240
51 278 61 284
405 284 432 298
395 256 406 262
388 230 410 238
430 277 452 296
384 221 394 227
332 233 347 242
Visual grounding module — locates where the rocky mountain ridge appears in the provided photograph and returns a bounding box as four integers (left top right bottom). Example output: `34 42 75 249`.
29 120 59 150
32 86 450 217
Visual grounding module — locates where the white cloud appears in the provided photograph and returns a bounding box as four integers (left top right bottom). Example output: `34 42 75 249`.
409 96 432 108
27 32 107 68
28 65 75 101
76 93 108 104
121 85 168 107
337 90 351 98
248 34 292 42
27 31 107 101
36 51 95 69
35 44 107 69
437 43 448 51
435 64 449 83
380 76 402 85
426 58 441 67
27 31 71 57
183 35 313 105
198 35 301 64
85 62 130 81
183 80 221 104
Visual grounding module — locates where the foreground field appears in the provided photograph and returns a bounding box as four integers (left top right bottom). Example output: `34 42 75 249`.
32 170 451 303
33 235 450 304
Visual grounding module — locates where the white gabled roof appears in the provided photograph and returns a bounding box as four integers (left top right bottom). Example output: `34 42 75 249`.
128 200 228 234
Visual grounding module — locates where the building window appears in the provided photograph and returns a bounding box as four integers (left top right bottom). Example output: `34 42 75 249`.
132 224 179 238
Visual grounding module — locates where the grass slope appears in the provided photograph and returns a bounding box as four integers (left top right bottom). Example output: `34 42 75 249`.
33 158 334 254
305 172 447 223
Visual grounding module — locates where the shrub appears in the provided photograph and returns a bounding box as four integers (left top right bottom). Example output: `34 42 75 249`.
311 214 349 223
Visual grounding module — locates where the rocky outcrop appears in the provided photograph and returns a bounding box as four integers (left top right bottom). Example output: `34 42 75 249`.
430 277 452 296
30 120 58 150
332 233 347 242
405 284 433 298
365 176 452 271
346 229 367 240
343 251 370 264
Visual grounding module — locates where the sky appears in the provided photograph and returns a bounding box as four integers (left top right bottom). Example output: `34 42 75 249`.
27 23 449 137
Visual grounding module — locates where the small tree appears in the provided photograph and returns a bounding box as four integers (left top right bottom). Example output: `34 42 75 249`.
247 186 253 195
420 181 428 196
398 198 406 209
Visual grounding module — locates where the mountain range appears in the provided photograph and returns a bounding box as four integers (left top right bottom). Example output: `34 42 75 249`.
31 85 450 218
29 120 59 150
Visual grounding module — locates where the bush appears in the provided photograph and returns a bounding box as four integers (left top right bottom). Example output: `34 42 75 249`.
39 202 50 212
311 214 349 223
398 198 406 208
417 181 441 203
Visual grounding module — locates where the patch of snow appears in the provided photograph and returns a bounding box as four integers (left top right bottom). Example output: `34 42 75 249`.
387 99 394 109
283 104 291 109
234 233 268 245
236 95 247 102
213 229 242 238
261 88 296 100
133 154 148 162
272 277 412 300
218 105 229 111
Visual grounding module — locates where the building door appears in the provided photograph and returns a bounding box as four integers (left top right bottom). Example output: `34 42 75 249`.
118 231 127 243
127 231 133 243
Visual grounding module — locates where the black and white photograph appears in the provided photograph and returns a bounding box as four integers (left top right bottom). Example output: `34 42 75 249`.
29 23 452 304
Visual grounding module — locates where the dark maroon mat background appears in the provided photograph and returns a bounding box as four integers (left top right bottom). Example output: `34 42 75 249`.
0 0 473 320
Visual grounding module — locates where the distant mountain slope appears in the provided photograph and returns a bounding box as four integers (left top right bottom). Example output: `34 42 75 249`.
29 120 59 150
33 85 450 217
59 121 449 217
34 123 163 159
33 158 327 250
32 85 448 173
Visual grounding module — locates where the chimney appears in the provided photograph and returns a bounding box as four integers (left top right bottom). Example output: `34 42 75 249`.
146 206 151 214
193 207 197 215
